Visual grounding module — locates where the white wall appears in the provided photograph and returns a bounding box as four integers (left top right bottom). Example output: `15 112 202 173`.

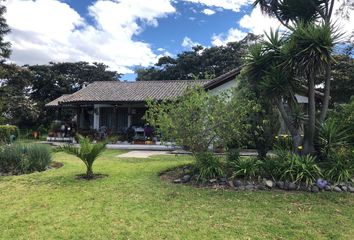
208 79 238 96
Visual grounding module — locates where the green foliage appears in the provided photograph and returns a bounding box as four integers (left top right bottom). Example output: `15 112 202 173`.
58 136 107 178
231 157 261 179
261 151 289 180
145 86 256 154
282 154 322 186
324 149 354 184
330 55 354 104
135 34 260 81
25 144 52 172
195 152 224 182
329 99 354 145
0 125 19 143
0 3 11 61
318 118 350 159
0 144 51 174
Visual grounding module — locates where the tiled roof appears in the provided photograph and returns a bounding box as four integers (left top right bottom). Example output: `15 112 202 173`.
46 94 71 107
53 80 211 105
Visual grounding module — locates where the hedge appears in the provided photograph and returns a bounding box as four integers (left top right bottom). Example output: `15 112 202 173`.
0 125 20 143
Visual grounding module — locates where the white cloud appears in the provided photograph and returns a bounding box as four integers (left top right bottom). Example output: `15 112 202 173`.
239 5 284 35
157 48 165 52
239 2 353 38
184 0 252 12
202 9 215 15
212 28 247 46
4 0 176 74
181 37 200 48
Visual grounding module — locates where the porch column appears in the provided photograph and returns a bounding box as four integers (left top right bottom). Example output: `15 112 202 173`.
112 106 117 133
93 104 100 130
127 105 132 127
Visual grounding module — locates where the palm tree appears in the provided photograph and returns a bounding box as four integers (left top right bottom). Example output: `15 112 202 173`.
58 136 107 179
250 0 344 154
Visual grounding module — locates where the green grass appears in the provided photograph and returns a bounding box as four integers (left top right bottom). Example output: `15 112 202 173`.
0 149 353 239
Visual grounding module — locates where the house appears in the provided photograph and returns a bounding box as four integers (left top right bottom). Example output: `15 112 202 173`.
46 67 323 136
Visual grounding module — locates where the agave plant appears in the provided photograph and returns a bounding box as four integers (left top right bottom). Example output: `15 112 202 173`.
58 136 107 179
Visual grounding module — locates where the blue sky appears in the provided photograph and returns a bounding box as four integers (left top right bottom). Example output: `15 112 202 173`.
3 0 352 80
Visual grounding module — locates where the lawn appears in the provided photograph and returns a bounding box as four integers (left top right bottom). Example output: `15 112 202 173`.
0 149 353 239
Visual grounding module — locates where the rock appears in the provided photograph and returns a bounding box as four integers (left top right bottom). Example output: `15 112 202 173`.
228 181 234 188
264 180 274 188
173 179 181 184
236 186 245 191
339 182 347 187
348 186 354 193
233 180 243 187
316 179 328 190
276 181 285 189
219 178 227 183
288 182 297 191
257 185 267 190
181 174 191 183
209 178 217 184
324 185 332 191
245 184 254 190
311 186 319 193
341 186 348 192
333 186 342 192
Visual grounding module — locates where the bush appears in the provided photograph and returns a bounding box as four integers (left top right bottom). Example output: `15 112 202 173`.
231 157 261 179
324 149 354 184
195 152 224 182
282 154 322 186
0 144 52 174
318 118 349 160
0 125 20 143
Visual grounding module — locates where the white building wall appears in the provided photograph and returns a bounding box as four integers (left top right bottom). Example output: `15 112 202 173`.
208 79 238 96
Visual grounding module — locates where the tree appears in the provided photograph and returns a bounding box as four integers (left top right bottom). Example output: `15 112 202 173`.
329 54 354 104
144 86 257 155
136 34 260 81
0 64 39 127
27 62 121 127
249 0 344 154
58 136 107 179
0 1 11 62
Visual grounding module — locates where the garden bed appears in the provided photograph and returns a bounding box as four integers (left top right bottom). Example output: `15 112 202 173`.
0 161 63 176
161 165 354 193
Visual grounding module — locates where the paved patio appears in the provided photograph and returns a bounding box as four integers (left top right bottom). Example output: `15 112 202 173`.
116 151 170 158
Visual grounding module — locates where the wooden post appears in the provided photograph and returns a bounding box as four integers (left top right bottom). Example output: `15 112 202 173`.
112 106 117 133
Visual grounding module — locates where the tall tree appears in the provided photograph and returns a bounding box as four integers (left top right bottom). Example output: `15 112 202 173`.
136 34 260 81
0 1 11 62
250 0 345 154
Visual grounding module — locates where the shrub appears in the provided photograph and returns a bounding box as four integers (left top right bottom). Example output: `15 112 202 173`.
0 144 24 173
318 118 349 159
261 157 285 180
324 149 354 184
282 154 322 186
0 125 20 143
226 148 240 164
231 157 261 179
195 152 224 182
0 144 51 174
26 144 52 172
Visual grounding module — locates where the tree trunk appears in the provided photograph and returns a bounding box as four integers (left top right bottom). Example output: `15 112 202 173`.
303 74 316 155
276 99 302 153
319 64 331 123
86 164 94 179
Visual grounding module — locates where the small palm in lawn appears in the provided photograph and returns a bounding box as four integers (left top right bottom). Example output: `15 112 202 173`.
59 136 107 179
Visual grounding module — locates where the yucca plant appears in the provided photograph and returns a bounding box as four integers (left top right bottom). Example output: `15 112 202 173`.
318 118 350 159
324 149 354 184
282 154 322 186
195 152 224 182
58 136 107 179
231 157 261 180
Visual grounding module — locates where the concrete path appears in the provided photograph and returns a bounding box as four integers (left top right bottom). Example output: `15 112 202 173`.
117 151 170 158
